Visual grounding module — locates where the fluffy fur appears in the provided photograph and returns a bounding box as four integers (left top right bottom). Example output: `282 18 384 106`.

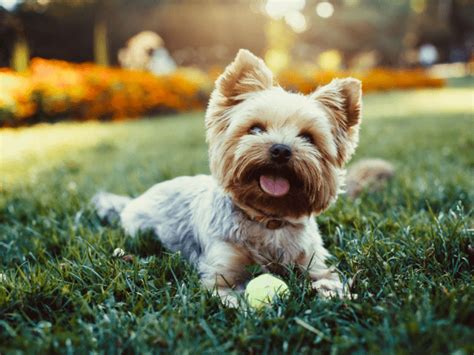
92 49 364 306
346 159 395 198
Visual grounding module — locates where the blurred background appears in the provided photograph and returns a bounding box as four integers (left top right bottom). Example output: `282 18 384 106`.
1 0 473 69
0 0 472 126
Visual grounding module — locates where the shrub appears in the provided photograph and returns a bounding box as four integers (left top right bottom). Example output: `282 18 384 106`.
29 58 211 121
0 59 211 126
0 58 444 126
278 67 445 94
0 69 37 122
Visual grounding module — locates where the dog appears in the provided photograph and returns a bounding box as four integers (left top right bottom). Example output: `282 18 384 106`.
93 49 365 306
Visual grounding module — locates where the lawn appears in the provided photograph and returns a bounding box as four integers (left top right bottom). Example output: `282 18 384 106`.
1 81 473 353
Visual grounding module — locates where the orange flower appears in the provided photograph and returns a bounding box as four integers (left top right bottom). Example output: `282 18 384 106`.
0 58 444 126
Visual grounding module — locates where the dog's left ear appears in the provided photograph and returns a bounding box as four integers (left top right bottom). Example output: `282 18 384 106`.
311 78 362 166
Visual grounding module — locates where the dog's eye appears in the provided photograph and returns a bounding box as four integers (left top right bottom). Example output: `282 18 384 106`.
299 133 314 144
249 125 265 135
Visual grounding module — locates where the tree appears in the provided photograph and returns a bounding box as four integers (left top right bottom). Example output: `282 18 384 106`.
301 0 412 67
0 7 26 69
300 0 473 67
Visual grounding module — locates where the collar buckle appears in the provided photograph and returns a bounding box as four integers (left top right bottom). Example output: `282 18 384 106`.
265 219 286 230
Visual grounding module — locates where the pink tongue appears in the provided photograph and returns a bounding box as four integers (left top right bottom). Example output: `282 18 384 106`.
259 175 290 197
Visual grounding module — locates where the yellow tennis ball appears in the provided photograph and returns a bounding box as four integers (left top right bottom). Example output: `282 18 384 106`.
245 274 289 309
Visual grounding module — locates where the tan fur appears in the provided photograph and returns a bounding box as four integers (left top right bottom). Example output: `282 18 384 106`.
312 78 362 167
206 50 362 221
96 49 363 306
199 243 250 282
205 49 273 140
198 241 254 307
346 159 395 198
203 50 363 303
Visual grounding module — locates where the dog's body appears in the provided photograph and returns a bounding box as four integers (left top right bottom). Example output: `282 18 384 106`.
93 49 364 305
94 174 337 303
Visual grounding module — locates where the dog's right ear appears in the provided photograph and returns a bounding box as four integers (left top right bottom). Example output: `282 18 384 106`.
216 49 273 102
206 49 273 135
216 49 273 103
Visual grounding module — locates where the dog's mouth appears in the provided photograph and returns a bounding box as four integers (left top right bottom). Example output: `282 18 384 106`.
259 175 290 197
243 166 302 198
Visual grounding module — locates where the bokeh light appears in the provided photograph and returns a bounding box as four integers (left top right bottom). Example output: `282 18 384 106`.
318 49 342 70
284 11 307 33
265 0 306 20
315 1 334 18
265 48 289 73
411 0 427 13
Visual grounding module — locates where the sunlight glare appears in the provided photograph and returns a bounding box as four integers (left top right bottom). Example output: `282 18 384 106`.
0 0 21 11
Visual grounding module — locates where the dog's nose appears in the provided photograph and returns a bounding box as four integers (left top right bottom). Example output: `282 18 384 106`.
270 144 292 164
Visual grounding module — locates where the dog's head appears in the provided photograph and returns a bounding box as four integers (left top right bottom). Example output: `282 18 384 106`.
205 49 362 219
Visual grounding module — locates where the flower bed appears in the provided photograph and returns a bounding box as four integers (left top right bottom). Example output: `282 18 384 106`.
0 69 37 123
278 67 445 94
0 58 211 126
0 58 444 126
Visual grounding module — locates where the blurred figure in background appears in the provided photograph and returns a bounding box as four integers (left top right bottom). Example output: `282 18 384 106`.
419 43 439 67
118 31 176 74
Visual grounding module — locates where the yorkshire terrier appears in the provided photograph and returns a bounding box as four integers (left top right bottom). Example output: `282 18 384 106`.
93 49 365 306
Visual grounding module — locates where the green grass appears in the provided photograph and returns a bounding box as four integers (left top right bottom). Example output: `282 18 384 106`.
1 82 473 353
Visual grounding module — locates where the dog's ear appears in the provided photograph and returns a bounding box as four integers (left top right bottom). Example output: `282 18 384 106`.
206 49 273 136
311 78 362 166
216 49 273 102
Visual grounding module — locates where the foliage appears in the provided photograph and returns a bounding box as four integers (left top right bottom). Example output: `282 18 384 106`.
0 58 211 125
0 85 473 353
278 67 445 94
0 69 36 120
0 58 445 126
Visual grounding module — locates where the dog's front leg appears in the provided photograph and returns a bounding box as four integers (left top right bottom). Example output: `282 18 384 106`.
297 246 350 299
198 241 252 307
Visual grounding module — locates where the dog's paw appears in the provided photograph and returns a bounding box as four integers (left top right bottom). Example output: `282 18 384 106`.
91 192 130 222
213 288 240 308
219 293 240 308
91 192 112 220
311 279 353 299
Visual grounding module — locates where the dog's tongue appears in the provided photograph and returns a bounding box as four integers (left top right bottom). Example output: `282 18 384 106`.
259 175 290 197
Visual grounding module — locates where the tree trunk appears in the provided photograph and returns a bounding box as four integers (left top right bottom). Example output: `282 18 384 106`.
93 17 109 66
11 36 29 72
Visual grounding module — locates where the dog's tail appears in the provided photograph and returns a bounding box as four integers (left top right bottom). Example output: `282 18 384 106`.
91 192 132 222
345 159 395 198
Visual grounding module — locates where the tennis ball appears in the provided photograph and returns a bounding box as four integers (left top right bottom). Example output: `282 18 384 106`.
245 273 289 309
